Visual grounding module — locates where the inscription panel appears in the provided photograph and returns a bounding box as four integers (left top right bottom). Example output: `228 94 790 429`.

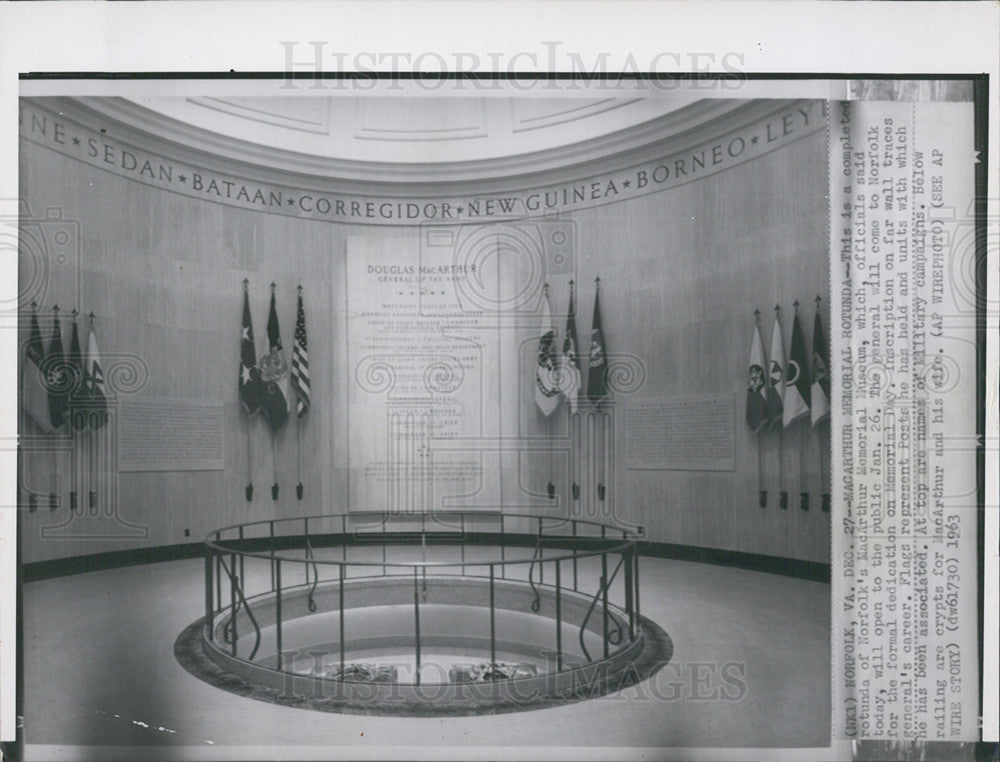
118 398 224 472
625 395 735 471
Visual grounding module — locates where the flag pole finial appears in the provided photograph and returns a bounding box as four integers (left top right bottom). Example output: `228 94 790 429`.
53 304 59 313
543 282 549 294
89 311 95 323
595 275 600 284
754 308 760 319
71 308 78 319
815 294 822 304
569 279 575 289
774 303 780 312
793 299 800 310
270 281 276 291
243 278 249 291
297 284 303 293
30 299 37 309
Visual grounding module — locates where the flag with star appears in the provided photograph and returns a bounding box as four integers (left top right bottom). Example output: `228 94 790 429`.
782 307 811 427
745 316 768 433
23 306 55 433
291 288 310 418
586 280 609 404
85 316 109 429
811 308 830 426
239 287 263 415
560 282 582 413
260 286 291 432
47 308 69 431
535 285 560 416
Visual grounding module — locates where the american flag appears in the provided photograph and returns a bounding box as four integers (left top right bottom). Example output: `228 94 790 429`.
291 288 310 417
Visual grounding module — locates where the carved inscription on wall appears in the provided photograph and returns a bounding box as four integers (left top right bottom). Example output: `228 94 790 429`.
625 395 735 471
118 398 224 472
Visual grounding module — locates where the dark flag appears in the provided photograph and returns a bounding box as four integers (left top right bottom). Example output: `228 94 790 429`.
260 286 290 432
745 317 769 433
67 313 87 431
811 309 830 426
239 286 263 415
560 281 582 412
766 309 785 428
23 306 54 433
46 307 69 431
586 279 608 404
782 307 811 427
85 315 109 429
291 288 310 419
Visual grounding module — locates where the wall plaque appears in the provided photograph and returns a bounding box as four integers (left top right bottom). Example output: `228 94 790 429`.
118 398 224 472
625 395 735 471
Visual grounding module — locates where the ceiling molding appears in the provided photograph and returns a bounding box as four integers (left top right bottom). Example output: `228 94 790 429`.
186 96 331 135
58 96 764 188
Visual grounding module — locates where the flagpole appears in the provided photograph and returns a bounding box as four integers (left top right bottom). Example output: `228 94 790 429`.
296 288 304 502
754 309 766 508
816 295 831 512
775 304 787 510
243 279 254 502
87 312 97 513
793 300 809 511
27 301 38 513
271 432 279 501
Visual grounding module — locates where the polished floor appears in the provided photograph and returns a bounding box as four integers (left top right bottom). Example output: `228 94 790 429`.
22 551 832 760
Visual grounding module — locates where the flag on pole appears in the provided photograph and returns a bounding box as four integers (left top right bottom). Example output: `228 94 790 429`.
239 285 263 415
68 313 87 431
745 315 769 433
260 285 291 432
766 308 785 429
23 306 55 433
47 307 69 431
811 306 830 426
535 285 561 416
782 305 811 427
586 279 609 404
85 314 109 429
291 287 310 419
560 281 582 413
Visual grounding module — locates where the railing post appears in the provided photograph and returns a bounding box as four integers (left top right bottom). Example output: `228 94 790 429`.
601 552 609 659
538 517 544 585
204 552 213 642
215 553 220 614
275 560 283 671
499 515 506 579
339 564 346 679
572 520 578 592
238 526 245 587
413 567 421 686
624 545 634 641
633 549 641 625
489 564 496 666
555 559 563 671
269 520 275 591
304 518 310 587
230 553 238 656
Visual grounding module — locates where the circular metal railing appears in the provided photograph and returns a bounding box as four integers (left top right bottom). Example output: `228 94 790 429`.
202 511 644 688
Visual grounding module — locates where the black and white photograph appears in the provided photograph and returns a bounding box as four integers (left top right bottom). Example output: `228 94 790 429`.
1 5 997 762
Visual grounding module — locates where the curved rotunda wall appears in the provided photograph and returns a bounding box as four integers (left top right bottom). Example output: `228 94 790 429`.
17 96 830 565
